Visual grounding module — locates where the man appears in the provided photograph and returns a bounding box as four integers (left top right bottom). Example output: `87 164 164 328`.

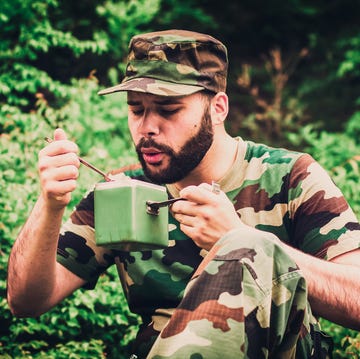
7 30 360 358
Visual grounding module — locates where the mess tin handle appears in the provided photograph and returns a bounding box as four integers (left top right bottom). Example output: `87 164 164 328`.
145 181 220 215
146 198 186 215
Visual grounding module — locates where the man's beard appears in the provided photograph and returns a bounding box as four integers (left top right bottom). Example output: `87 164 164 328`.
135 108 214 184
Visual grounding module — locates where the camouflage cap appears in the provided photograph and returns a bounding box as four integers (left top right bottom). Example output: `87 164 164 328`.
98 29 228 97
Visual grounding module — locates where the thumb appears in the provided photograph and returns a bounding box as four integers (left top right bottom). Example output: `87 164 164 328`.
54 128 67 141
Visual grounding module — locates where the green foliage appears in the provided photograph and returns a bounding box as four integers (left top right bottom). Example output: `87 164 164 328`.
346 110 360 144
289 119 360 355
1 0 360 357
95 0 162 86
1 268 140 358
320 319 360 359
337 33 360 78
0 0 106 110
0 1 144 356
0 76 140 357
288 124 360 215
150 0 215 31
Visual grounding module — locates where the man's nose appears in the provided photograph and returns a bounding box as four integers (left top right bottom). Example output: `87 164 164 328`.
138 111 160 137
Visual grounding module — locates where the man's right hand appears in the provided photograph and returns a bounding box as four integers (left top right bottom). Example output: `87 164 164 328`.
38 128 80 209
7 128 86 317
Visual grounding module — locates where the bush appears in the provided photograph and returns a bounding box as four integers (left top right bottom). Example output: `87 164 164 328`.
0 75 141 358
2 267 140 358
0 0 210 356
1 0 360 357
288 124 360 215
288 122 360 357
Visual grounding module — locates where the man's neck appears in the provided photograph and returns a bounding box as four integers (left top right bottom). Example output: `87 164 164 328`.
174 134 239 190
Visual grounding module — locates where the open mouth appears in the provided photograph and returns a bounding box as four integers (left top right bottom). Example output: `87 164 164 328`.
141 148 165 164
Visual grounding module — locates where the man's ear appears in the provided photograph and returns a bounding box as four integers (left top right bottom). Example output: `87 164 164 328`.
210 92 229 125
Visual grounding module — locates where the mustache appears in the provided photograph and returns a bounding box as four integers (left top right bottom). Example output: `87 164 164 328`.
135 138 173 153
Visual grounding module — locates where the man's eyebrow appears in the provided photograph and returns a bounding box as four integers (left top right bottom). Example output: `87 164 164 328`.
127 100 141 106
154 97 185 105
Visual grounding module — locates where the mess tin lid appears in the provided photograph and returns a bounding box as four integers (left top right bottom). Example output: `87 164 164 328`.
95 176 166 192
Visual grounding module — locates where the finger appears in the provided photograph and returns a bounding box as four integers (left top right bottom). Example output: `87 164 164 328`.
43 179 77 197
198 183 213 191
199 182 224 197
40 138 79 157
177 219 215 250
54 128 67 141
179 185 219 205
174 212 191 224
171 199 198 216
39 153 80 172
55 165 79 181
42 165 79 183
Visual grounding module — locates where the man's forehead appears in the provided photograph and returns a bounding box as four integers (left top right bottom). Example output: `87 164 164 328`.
127 91 195 105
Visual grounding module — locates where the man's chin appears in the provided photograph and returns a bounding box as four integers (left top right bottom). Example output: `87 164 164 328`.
142 165 183 184
143 165 167 182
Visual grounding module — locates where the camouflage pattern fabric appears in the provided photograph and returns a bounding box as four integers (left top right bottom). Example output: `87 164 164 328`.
57 138 360 358
97 30 228 97
147 229 316 358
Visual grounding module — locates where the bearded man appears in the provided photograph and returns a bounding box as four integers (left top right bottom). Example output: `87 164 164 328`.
7 30 360 359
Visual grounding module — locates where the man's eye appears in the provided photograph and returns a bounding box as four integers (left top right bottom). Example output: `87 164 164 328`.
159 108 180 116
131 108 144 116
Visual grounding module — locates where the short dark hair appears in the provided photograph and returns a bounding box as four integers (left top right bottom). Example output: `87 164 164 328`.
199 90 216 105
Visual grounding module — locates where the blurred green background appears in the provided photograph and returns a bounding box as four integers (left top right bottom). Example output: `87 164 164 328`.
1 0 360 357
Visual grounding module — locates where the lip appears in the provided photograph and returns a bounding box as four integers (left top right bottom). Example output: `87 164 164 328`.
141 147 165 164
141 147 162 154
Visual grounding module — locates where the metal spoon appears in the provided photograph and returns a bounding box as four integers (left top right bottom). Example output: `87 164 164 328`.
44 137 113 182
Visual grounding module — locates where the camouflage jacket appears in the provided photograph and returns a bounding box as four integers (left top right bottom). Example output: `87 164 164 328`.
57 138 360 356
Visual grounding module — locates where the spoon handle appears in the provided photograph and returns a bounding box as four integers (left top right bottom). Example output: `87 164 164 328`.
44 137 113 182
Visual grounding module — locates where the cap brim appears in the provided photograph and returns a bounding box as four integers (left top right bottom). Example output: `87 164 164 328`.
97 78 204 97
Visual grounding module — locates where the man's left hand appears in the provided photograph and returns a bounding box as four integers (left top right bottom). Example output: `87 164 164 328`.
171 183 244 250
